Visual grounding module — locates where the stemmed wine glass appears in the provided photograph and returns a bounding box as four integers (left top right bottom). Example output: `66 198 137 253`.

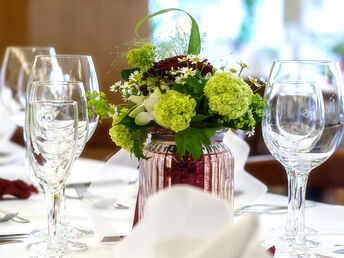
0 46 56 177
262 60 344 255
27 81 89 252
25 100 78 256
28 55 99 239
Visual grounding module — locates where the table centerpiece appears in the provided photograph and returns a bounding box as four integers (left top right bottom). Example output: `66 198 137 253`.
87 8 265 222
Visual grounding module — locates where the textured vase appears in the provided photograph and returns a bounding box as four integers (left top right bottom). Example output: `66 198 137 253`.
135 128 234 223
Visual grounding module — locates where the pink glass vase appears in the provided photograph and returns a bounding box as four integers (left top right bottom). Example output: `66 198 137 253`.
135 128 234 223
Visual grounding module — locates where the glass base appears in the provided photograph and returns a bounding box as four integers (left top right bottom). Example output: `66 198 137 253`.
27 240 87 256
31 225 93 239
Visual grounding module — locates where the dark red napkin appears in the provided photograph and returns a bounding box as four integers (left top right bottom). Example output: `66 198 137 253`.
0 178 38 199
268 246 276 256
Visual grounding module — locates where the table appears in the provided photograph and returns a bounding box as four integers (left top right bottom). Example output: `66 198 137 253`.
1 156 344 257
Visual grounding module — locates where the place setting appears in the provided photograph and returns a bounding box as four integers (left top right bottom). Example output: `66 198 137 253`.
1 5 344 258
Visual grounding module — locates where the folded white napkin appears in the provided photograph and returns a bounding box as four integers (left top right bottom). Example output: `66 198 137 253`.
114 186 271 258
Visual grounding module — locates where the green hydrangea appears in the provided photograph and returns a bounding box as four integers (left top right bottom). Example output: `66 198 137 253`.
126 43 156 70
109 124 135 152
154 90 196 132
204 72 253 120
109 124 147 153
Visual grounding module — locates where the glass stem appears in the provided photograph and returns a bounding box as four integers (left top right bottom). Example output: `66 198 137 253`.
285 170 296 237
59 187 68 226
45 189 62 249
294 173 309 250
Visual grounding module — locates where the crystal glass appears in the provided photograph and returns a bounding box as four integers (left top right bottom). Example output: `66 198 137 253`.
262 60 344 255
136 128 234 223
29 55 99 137
25 100 79 256
0 47 56 177
28 55 99 239
27 81 89 161
0 47 56 127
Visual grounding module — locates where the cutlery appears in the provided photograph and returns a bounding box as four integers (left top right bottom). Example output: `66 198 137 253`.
0 208 30 223
66 178 138 190
0 233 30 239
0 212 18 223
0 239 22 245
333 249 344 254
234 201 317 216
234 204 288 216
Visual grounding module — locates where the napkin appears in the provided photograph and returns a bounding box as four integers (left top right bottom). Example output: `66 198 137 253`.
0 178 38 199
114 186 271 258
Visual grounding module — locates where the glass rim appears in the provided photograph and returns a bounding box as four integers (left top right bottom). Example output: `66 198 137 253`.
31 99 77 105
273 59 339 65
34 54 92 59
31 80 84 86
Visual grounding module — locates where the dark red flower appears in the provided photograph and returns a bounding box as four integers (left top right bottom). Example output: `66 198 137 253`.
153 55 213 76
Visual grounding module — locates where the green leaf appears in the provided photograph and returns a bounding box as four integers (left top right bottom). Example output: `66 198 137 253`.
119 115 138 129
175 127 219 160
185 76 204 95
191 114 211 122
132 130 148 160
135 8 201 55
121 67 140 81
171 82 184 93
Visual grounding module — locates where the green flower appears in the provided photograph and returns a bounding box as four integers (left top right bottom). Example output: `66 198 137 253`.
109 124 134 152
86 91 110 119
154 90 196 132
109 124 147 153
126 43 156 70
204 72 252 120
250 93 264 119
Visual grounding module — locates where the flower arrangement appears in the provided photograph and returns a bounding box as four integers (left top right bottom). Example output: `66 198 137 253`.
87 8 265 160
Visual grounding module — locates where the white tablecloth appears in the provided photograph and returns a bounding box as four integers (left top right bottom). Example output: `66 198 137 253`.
1 155 344 257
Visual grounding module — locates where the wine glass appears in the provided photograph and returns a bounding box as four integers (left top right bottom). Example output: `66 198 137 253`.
0 46 56 178
25 100 79 256
262 60 344 255
28 55 99 238
28 81 89 162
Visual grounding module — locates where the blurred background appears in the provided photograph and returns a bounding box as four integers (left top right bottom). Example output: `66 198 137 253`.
1 0 344 203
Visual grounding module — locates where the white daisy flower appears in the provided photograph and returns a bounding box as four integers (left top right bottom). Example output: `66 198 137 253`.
248 75 258 85
169 67 178 75
176 74 187 84
129 71 141 82
123 81 130 88
187 54 202 64
178 56 188 62
108 104 118 119
238 61 248 68
110 81 122 92
180 67 196 76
